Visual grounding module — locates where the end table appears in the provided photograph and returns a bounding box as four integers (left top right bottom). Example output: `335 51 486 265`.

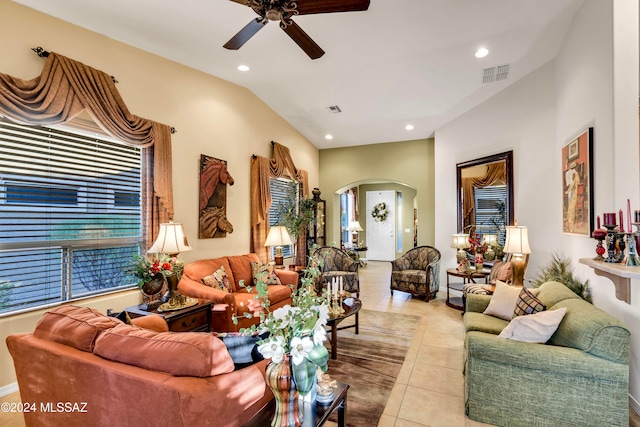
125 299 214 332
445 268 489 310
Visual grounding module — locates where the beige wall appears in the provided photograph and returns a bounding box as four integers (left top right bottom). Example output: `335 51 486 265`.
0 0 318 390
319 139 435 251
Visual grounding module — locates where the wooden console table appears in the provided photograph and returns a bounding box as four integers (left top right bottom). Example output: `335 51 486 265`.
579 258 640 304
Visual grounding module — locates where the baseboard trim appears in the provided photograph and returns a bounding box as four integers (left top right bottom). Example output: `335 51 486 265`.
631 394 640 416
0 382 18 397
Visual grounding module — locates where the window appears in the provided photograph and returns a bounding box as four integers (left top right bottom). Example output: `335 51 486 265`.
268 177 295 258
0 116 143 315
474 186 507 244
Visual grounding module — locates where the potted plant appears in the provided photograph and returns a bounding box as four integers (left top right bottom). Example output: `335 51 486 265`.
533 253 591 302
274 180 316 261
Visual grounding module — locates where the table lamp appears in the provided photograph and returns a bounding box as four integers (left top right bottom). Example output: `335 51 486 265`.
451 233 471 263
503 225 531 286
347 221 364 246
148 222 193 300
265 226 292 267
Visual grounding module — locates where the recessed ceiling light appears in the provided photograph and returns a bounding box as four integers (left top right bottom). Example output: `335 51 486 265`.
405 124 414 130
325 134 333 140
237 65 250 71
475 47 489 58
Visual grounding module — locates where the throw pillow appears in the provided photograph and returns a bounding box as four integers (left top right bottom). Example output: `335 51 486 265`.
513 287 546 317
498 307 568 343
201 265 232 293
483 280 522 321
488 260 513 284
251 261 282 285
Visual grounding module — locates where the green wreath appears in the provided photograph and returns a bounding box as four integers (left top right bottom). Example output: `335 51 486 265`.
371 202 388 222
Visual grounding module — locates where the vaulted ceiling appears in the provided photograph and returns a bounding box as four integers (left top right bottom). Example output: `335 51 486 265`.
12 0 587 148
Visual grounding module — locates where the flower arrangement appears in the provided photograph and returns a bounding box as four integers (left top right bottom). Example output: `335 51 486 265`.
371 202 389 222
468 234 488 255
237 261 330 396
131 254 173 287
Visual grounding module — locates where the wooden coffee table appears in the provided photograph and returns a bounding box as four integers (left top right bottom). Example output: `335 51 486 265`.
243 381 349 427
326 297 362 359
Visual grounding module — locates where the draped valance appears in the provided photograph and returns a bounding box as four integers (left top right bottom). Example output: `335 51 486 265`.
251 142 309 264
0 52 173 247
462 162 506 230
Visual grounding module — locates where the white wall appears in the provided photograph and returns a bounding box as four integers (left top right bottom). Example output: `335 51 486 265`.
435 0 640 410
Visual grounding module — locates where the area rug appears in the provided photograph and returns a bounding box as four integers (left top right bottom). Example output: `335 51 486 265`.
325 309 420 427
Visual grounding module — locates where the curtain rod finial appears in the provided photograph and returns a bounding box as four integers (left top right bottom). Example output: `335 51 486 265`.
31 47 50 58
170 127 177 134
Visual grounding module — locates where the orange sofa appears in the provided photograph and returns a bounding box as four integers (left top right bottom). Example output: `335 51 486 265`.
178 253 298 332
6 305 272 427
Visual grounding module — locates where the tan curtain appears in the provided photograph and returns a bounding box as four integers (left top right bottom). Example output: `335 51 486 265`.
0 52 173 248
250 142 309 264
348 186 359 221
462 162 506 230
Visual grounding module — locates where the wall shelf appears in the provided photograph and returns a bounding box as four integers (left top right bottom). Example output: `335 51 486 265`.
579 258 640 304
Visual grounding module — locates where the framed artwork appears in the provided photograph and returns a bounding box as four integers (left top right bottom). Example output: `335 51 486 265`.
199 155 235 238
562 127 593 236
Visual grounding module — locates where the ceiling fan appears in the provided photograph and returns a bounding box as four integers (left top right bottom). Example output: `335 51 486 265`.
223 0 370 59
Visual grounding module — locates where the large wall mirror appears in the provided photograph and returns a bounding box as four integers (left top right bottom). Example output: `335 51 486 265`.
456 151 514 243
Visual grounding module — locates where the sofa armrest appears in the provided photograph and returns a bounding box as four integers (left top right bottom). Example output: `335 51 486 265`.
466 294 491 313
466 331 628 381
178 276 228 303
275 269 298 286
131 314 169 332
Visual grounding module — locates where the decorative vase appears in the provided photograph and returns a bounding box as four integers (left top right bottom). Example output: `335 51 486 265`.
474 254 484 272
140 273 166 311
265 354 302 427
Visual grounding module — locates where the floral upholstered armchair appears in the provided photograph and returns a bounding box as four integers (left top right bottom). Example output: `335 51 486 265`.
390 246 441 301
310 246 360 297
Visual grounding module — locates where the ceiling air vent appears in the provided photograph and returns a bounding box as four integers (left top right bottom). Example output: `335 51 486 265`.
482 64 510 84
327 105 342 114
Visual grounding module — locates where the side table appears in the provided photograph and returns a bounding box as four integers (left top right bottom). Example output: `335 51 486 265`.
445 268 489 310
125 299 214 332
244 382 349 427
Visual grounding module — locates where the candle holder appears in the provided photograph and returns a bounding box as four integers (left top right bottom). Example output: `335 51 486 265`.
328 293 344 317
603 224 618 263
623 232 640 266
591 228 607 261
617 233 626 263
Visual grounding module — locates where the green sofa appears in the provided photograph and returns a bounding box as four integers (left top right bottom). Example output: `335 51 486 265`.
464 281 630 427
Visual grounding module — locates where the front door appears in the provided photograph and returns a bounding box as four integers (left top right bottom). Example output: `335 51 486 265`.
366 190 396 261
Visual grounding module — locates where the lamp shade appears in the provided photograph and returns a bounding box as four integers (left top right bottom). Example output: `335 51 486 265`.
265 226 293 247
504 226 531 255
147 222 192 255
347 221 364 232
450 233 470 249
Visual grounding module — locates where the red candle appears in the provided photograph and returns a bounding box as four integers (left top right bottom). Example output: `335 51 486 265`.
604 212 617 226
620 210 624 232
628 199 632 231
597 215 601 229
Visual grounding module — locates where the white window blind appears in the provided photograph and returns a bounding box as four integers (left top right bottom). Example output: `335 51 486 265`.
268 178 294 258
0 116 143 315
474 185 507 243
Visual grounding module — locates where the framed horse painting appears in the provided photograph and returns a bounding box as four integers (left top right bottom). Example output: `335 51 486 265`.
199 155 235 238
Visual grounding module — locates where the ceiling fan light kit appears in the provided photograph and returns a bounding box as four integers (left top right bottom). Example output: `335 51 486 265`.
224 0 370 59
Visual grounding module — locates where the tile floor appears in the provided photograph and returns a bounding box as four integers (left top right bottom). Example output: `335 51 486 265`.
1 260 639 427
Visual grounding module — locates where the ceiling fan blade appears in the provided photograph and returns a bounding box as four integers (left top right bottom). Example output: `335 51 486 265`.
223 18 268 50
226 0 248 5
296 0 370 15
282 20 325 59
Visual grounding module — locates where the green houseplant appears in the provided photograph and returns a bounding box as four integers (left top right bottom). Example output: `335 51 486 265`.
274 180 316 241
533 253 591 302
